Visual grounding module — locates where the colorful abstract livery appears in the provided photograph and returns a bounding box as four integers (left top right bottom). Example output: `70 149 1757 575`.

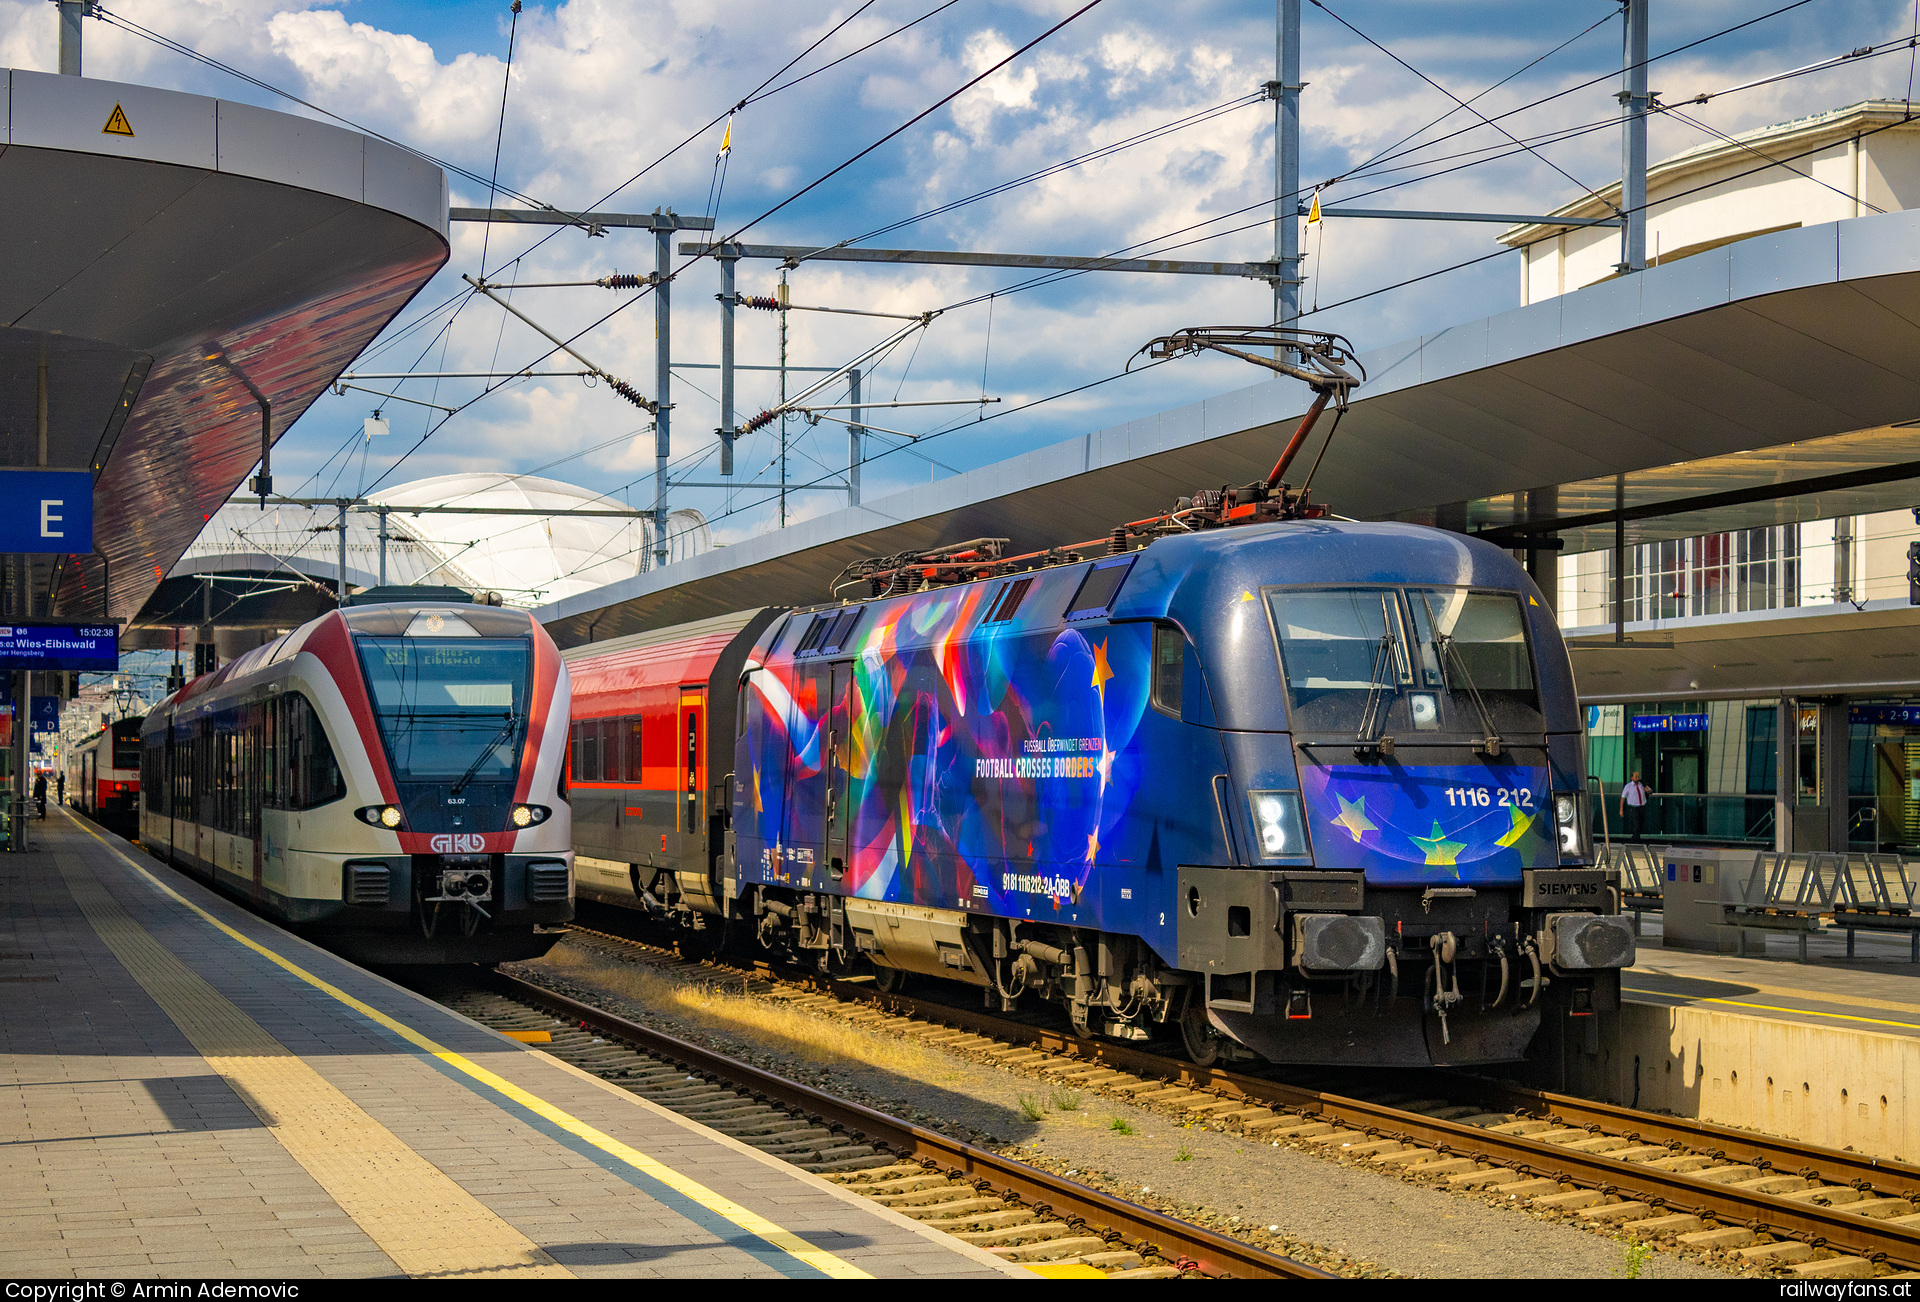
564 521 1629 1067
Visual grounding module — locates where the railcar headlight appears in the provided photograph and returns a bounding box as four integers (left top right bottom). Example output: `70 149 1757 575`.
510 804 551 828
1554 792 1585 857
355 805 404 830
1246 790 1308 858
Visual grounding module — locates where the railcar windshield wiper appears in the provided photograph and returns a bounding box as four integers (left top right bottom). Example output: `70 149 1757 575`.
1433 633 1504 757
1352 632 1399 756
450 716 523 795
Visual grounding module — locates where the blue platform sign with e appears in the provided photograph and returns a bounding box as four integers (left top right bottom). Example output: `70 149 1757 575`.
0 625 117 671
0 469 92 554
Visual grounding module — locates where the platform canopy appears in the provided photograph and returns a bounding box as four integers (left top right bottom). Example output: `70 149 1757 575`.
538 208 1920 646
0 69 449 627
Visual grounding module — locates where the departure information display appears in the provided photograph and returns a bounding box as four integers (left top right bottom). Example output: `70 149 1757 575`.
0 625 117 671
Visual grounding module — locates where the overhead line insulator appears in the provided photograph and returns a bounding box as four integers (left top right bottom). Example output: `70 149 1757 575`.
598 273 647 289
740 408 779 435
608 378 657 413
737 295 783 312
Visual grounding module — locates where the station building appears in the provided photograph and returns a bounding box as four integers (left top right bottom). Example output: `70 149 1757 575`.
1501 101 1920 853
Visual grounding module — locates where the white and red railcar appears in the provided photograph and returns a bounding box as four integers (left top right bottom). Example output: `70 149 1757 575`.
139 599 573 963
66 717 142 839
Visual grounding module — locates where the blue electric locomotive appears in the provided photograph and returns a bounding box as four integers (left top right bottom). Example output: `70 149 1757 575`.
565 520 1630 1068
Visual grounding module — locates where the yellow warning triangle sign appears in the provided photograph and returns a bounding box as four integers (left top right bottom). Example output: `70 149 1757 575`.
102 103 134 137
1306 190 1322 225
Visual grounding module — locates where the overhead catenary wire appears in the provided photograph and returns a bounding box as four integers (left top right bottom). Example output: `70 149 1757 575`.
299 0 1843 549
1332 7 1618 189
359 0 1103 496
1317 0 1825 188
1308 0 1611 210
479 2 523 278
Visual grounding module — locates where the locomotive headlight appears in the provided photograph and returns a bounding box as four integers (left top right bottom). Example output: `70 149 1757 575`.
1554 792 1587 859
355 804 405 830
510 804 551 828
1247 790 1308 858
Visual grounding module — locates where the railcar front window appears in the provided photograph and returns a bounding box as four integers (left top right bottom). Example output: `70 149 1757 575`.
1404 590 1536 699
356 638 531 781
1267 589 1406 711
1267 586 1541 734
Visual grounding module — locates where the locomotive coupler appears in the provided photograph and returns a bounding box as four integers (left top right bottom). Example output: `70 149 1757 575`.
1428 932 1462 1045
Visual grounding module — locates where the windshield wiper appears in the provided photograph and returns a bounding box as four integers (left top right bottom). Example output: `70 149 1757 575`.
1353 632 1398 760
1434 634 1504 757
450 717 522 795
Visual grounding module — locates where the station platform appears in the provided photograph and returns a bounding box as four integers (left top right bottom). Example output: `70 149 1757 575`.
1625 917 1920 1040
1557 916 1920 1162
0 809 1024 1280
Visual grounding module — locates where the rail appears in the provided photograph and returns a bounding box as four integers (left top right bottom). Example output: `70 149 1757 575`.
556 920 1920 1271
488 970 1332 1280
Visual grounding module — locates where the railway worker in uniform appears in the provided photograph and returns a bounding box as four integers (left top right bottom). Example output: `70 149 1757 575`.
1620 770 1650 841
32 770 47 819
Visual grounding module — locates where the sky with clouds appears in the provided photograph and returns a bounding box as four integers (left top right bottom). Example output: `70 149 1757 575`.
2 0 1914 572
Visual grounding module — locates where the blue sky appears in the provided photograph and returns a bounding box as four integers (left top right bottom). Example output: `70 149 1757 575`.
1 0 1912 578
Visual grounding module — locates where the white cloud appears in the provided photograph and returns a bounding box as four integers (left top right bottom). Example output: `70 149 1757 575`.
1 0 1905 559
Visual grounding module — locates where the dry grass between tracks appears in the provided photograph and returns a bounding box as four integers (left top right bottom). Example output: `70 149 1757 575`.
531 944 937 1075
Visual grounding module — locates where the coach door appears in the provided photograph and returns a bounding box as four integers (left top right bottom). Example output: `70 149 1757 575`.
679 691 708 877
826 663 853 881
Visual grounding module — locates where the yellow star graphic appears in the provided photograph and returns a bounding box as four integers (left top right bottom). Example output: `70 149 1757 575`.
1085 829 1100 864
1330 793 1377 843
1408 820 1467 867
1091 640 1115 701
1495 803 1536 849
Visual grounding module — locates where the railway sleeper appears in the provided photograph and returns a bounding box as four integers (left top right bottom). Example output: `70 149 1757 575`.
995 1236 1112 1263
957 1221 1078 1248
1620 1213 1704 1236
900 1198 1006 1221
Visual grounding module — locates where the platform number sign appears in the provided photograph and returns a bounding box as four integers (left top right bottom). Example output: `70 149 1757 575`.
0 469 92 554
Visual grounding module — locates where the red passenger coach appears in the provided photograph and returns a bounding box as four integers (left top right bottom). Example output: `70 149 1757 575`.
562 610 781 925
66 717 143 839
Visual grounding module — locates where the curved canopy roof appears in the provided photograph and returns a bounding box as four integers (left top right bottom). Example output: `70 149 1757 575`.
0 69 450 626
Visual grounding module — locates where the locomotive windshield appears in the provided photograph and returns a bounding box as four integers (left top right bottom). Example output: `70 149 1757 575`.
355 637 531 782
1267 586 1541 735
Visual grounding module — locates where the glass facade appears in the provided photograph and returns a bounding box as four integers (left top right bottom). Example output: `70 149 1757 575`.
1584 698 1920 850
1605 526 1800 621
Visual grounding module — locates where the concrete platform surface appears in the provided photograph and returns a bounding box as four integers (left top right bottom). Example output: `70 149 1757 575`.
0 808 1026 1280
1626 917 1920 1039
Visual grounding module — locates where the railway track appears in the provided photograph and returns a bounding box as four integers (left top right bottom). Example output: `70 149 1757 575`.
546 918 1920 1279
434 972 1331 1279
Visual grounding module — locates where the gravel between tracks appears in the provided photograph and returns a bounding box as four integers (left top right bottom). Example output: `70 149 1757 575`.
503 941 1735 1280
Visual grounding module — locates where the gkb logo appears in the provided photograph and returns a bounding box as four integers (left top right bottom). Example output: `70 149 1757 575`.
430 834 487 853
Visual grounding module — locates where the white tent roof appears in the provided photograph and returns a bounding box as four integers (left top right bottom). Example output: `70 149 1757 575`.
372 473 709 606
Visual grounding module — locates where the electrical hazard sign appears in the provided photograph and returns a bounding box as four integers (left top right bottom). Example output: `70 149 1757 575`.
102 103 134 137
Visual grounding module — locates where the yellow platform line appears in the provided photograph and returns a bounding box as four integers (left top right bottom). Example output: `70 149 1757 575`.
54 846 570 1279
1631 966 1920 1019
1624 985 1920 1032
71 814 869 1281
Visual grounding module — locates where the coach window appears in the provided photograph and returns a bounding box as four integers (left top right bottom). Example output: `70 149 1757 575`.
268 693 344 810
